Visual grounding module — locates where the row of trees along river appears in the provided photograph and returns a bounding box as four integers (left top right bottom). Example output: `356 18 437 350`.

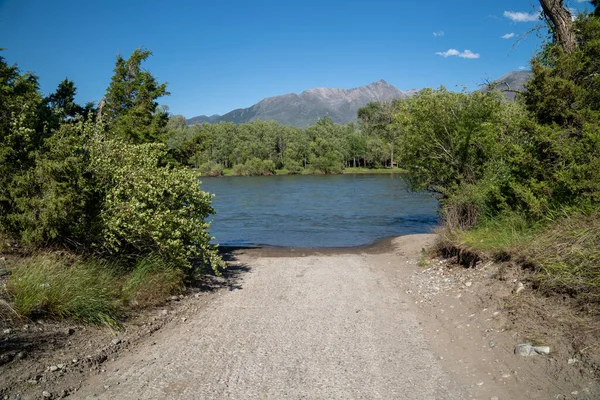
166 104 401 176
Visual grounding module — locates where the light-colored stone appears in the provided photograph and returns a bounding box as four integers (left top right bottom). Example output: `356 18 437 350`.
515 282 525 294
514 343 550 356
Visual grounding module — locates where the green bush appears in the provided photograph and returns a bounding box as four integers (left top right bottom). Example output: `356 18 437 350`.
90 132 224 271
283 158 302 174
231 158 276 176
309 151 344 174
198 161 224 177
1 118 224 273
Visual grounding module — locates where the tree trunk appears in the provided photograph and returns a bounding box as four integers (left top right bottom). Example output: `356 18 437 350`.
539 0 576 54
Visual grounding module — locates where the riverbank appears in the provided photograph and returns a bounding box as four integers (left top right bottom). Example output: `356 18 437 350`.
1 235 598 399
205 166 407 177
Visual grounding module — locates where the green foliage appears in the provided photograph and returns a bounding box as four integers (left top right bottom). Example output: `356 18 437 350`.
6 119 97 246
421 10 600 311
89 131 223 271
166 116 384 174
198 161 224 177
0 49 224 275
525 12 600 128
103 48 170 143
231 157 276 176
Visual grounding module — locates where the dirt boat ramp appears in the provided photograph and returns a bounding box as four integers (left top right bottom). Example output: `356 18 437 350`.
42 235 598 399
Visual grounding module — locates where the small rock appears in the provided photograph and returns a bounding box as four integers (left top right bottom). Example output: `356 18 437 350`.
64 327 75 336
49 365 59 372
194 293 201 298
0 256 6 262
515 282 525 294
571 391 578 396
57 363 65 369
72 359 78 363
2 329 10 334
465 281 472 287
169 295 180 302
476 381 484 386
492 311 500 317
181 317 187 322
42 391 51 398
15 351 26 360
515 343 550 356
161 309 168 316
111 338 121 346
568 358 578 365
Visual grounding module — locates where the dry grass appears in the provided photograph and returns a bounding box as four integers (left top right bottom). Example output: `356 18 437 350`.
525 213 600 311
440 211 600 314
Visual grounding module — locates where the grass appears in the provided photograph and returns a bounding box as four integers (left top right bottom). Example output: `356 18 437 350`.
6 255 123 326
442 211 600 313
457 213 542 251
122 254 184 308
4 252 186 326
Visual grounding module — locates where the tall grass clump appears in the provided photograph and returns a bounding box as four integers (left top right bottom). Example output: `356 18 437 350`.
525 212 600 310
6 256 122 326
122 254 184 308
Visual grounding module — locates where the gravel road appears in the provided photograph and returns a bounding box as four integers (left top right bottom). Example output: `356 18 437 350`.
75 235 465 399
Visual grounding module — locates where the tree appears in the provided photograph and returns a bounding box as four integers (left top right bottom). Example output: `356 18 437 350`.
103 48 169 143
0 54 45 232
358 101 397 167
539 0 576 53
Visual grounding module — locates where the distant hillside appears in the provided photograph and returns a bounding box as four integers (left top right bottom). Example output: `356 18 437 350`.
187 80 410 128
186 114 221 125
481 70 533 100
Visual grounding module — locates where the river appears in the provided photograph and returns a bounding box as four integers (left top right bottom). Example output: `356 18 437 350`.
200 174 438 248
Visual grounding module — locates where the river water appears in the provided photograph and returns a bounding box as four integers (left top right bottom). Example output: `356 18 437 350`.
200 174 439 248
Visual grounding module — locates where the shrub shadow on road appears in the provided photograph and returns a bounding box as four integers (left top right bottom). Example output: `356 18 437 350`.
190 247 252 292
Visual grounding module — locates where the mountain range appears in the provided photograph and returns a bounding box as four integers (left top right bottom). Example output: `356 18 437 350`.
479 70 533 100
187 72 531 128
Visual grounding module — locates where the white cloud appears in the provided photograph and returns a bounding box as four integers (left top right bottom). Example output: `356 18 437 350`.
501 33 516 39
518 65 527 70
503 10 539 22
433 30 445 37
435 49 480 59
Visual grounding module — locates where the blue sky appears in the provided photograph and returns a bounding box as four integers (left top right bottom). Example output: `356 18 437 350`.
0 0 593 117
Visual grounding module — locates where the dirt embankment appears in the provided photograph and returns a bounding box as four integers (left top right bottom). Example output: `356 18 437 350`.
1 234 599 399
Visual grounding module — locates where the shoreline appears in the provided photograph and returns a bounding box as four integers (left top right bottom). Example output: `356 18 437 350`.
198 167 408 178
217 233 432 257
